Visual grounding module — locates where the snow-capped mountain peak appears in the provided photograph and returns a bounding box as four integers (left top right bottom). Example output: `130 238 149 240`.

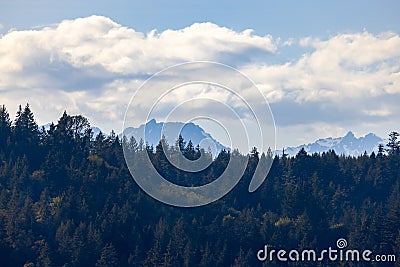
277 131 384 157
121 119 229 155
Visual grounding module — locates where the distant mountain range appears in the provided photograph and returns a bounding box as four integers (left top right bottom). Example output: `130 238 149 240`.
42 120 387 157
276 131 385 157
121 119 229 155
42 120 228 155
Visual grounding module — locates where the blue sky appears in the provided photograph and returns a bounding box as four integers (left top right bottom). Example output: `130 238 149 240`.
0 1 399 150
2 1 399 37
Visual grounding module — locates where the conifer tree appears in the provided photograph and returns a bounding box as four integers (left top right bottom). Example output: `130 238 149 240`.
0 104 12 150
386 131 400 155
96 243 118 267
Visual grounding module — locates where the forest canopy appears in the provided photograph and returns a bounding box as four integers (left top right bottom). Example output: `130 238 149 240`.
0 104 399 266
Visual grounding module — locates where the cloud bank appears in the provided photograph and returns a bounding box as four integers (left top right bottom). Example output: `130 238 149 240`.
0 15 399 147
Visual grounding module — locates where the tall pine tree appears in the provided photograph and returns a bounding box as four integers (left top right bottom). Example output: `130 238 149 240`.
0 105 12 151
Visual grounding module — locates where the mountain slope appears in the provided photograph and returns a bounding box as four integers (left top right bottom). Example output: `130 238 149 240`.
277 131 384 157
43 120 385 157
121 119 229 155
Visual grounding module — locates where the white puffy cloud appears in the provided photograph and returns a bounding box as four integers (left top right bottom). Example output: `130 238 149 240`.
245 31 400 103
0 15 276 88
0 15 399 147
0 15 276 133
241 31 400 146
302 32 400 67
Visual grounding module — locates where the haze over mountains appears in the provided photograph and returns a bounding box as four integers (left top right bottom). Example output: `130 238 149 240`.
276 131 384 157
121 119 229 155
121 122 385 157
42 121 385 157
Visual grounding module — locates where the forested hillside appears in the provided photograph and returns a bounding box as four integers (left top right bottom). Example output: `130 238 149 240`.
0 104 399 266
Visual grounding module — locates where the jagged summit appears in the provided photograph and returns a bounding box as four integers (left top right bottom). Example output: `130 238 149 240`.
344 131 355 138
121 120 229 155
277 131 383 157
41 119 385 158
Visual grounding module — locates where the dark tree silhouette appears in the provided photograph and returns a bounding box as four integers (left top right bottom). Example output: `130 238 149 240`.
0 104 398 267
0 104 11 151
386 131 400 155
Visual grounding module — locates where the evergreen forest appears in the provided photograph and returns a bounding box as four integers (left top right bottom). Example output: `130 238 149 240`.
0 104 399 266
